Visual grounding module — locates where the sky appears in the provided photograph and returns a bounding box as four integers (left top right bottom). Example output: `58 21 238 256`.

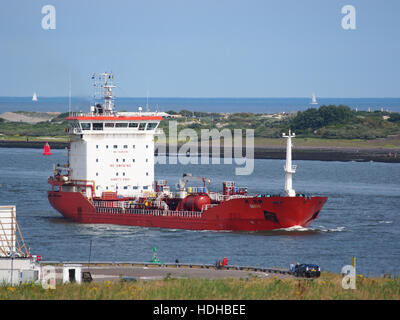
0 0 399 98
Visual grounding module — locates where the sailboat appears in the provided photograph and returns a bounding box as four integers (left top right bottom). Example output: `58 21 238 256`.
32 92 38 101
310 93 318 105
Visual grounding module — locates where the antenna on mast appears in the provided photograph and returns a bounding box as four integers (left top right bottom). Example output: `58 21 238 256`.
68 73 72 115
146 89 150 112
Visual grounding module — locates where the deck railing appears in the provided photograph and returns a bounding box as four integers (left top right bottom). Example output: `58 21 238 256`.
94 205 203 219
212 193 251 202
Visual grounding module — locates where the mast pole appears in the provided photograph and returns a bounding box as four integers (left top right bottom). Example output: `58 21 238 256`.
68 73 72 116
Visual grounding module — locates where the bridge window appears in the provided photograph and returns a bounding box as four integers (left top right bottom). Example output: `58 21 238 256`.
70 121 80 131
105 123 114 128
138 123 146 130
81 123 91 130
129 122 139 128
146 122 158 130
116 123 128 128
93 123 103 130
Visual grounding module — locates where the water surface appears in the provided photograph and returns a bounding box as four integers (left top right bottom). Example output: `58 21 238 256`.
0 148 399 276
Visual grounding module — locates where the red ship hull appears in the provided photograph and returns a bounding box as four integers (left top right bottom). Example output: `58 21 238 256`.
48 191 327 231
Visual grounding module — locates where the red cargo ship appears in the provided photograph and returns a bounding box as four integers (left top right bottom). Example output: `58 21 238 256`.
48 73 327 231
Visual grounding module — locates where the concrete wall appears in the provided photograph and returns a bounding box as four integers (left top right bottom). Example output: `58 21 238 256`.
0 258 40 285
0 258 32 270
0 269 38 285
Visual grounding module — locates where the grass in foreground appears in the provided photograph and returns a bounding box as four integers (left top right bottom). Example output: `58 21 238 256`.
1 273 399 300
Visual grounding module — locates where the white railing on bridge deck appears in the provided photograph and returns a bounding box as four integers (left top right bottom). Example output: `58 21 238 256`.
68 111 116 118
212 193 251 202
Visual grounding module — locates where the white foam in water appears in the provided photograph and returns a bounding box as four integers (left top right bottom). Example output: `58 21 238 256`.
278 225 346 232
378 221 393 224
313 226 346 232
279 225 310 232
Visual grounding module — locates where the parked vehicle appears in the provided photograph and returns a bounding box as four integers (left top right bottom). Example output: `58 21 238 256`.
292 264 321 278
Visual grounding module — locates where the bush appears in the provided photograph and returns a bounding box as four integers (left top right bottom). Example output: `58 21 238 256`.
290 105 355 132
388 113 400 122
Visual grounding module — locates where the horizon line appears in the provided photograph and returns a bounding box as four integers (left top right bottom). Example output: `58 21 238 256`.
1 96 400 99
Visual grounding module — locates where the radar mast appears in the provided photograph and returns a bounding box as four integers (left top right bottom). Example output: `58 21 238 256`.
92 72 116 114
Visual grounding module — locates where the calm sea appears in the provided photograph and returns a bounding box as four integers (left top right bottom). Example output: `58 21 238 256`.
0 148 399 277
1 97 400 114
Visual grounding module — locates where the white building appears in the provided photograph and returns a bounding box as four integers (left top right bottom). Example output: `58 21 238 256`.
0 205 40 285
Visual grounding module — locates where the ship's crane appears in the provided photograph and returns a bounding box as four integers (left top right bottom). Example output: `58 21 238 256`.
176 173 210 191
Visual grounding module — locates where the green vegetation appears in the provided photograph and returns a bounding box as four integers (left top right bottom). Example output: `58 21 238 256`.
1 273 399 300
1 106 400 142
0 121 68 137
159 110 287 139
253 136 400 149
0 111 69 137
290 105 400 139
160 105 400 140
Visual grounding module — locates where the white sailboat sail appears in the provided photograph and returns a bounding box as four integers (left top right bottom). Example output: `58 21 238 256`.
32 92 38 101
310 93 318 105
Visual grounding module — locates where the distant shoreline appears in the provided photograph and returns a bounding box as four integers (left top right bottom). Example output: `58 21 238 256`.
1 140 399 163
1 96 400 114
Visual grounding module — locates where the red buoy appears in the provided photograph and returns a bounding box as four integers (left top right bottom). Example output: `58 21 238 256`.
43 141 52 155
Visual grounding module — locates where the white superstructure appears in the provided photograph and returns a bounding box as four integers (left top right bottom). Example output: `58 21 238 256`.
282 130 297 197
63 73 163 198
